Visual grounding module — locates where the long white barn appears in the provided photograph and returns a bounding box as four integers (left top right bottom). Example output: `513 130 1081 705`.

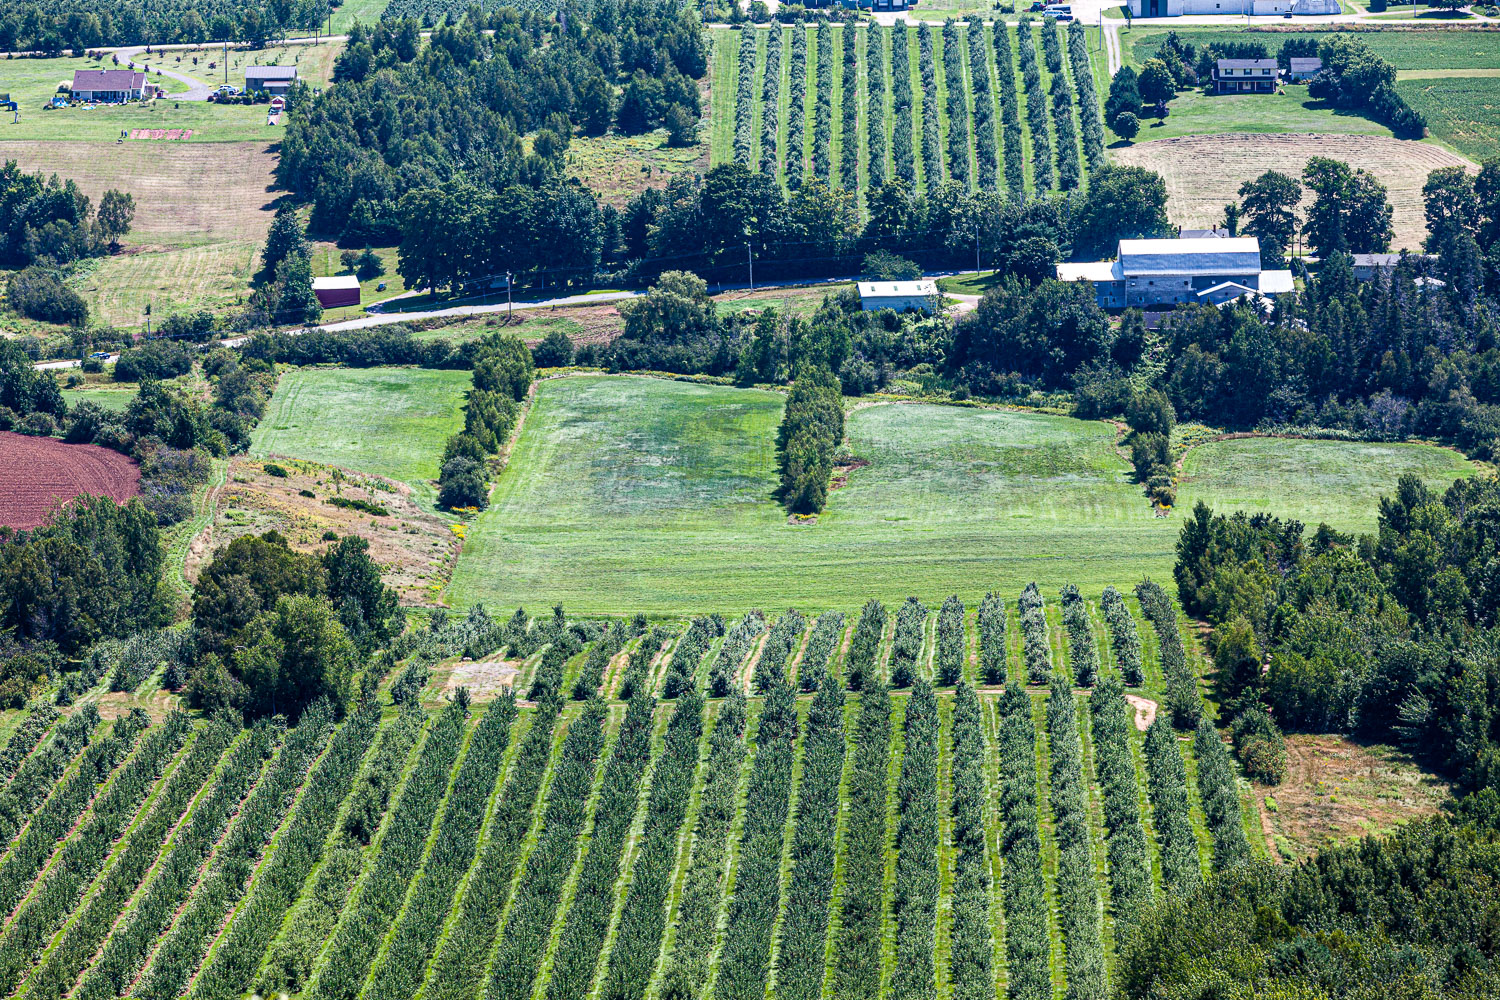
1129 0 1336 15
1057 237 1294 309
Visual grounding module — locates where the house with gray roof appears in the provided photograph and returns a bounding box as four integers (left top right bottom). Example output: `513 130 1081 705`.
1214 58 1279 94
70 70 153 103
1056 236 1294 309
244 66 299 97
1287 56 1323 81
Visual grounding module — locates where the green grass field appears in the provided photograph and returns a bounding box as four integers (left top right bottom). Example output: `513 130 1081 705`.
1397 75 1500 161
250 366 470 505
1124 87 1393 142
1127 26 1500 71
446 375 1476 616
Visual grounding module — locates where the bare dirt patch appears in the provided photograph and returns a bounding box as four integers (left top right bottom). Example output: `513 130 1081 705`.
184 456 460 606
1256 734 1452 861
1124 694 1158 731
0 140 279 246
0 431 141 530
1112 133 1474 253
434 657 521 703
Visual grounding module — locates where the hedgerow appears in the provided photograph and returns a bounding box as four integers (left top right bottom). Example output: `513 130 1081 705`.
735 27 757 164
942 20 971 189
840 23 859 190
488 698 609 1000
307 703 463 1000
1016 19 1054 191
1060 585 1099 687
892 22 916 186
756 608 807 693
968 19 998 191
993 24 1026 194
423 697 564 1000
1194 719 1252 871
1142 717 1203 892
0 703 56 782
1046 675 1107 1000
712 611 766 697
0 709 177 993
1087 673 1153 940
0 706 96 850
73 718 276 1000
1044 20 1082 192
977 592 1006 685
620 626 670 701
787 26 809 189
1100 587 1144 686
845 598 887 692
575 621 629 700
937 594 966 686
363 697 517 1000
867 25 888 189
192 701 383 1000
892 679 940 1000
1019 582 1052 684
596 686 705 1000
890 596 929 688
1066 22 1105 171
135 703 335 1000
713 678 799 1000
258 706 423 998
546 689 658 1000
997 683 1050 1000
658 690 748 1000
834 675 892 1000
814 23 834 184
1135 580 1202 729
771 673 846 1000
762 27 783 177
949 682 993 1000
665 617 721 699
0 708 146 922
799 610 845 692
529 629 585 705
918 23 943 185
23 713 238 1000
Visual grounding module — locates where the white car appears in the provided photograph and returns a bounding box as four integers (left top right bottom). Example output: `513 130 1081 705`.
215 84 240 96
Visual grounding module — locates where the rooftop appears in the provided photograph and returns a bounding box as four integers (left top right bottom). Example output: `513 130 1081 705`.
244 66 299 80
1118 237 1262 276
1055 261 1121 283
312 275 361 290
71 69 145 90
1289 57 1323 70
857 280 938 297
1217 58 1279 70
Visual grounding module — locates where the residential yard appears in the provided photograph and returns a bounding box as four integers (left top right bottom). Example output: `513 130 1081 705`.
1119 86 1394 142
1126 26 1500 71
165 40 347 89
1112 132 1473 251
310 244 409 320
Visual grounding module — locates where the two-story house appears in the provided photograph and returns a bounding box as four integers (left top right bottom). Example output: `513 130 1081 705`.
1214 58 1279 93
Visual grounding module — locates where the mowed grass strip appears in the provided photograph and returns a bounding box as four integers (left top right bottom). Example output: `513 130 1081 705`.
250 366 470 496
448 374 1475 615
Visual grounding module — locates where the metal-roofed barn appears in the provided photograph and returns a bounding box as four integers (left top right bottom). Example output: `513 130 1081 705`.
244 66 299 97
313 275 361 310
857 280 939 314
1057 237 1293 309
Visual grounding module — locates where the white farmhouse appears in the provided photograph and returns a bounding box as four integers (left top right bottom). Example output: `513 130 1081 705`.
857 280 939 314
1057 237 1294 309
1129 0 1335 15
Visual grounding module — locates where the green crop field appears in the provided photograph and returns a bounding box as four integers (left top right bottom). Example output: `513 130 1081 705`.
706 21 1104 199
251 366 470 503
1127 26 1500 71
1397 75 1500 161
445 375 1474 617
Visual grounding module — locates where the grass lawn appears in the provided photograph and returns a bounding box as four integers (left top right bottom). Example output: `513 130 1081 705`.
166 40 347 89
251 366 470 506
937 271 1003 295
1130 87 1393 142
447 375 1478 616
0 55 284 142
310 244 409 320
74 240 259 329
1178 436 1475 534
1397 75 1500 161
1128 27 1500 72
62 386 136 412
331 0 394 32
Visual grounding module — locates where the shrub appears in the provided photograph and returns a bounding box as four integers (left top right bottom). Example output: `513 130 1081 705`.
1019 582 1052 683
890 596 929 688
892 680 941 1000
936 595 965 685
1047 674 1107 1000
438 456 487 510
1136 579 1202 728
1100 586 1144 685
997 683 1050 1000
263 462 288 477
1087 673 1154 940
832 675 892 1000
1060 584 1099 686
977 592 1006 684
1142 717 1202 892
845 598 887 691
7 268 87 326
1194 719 1252 871
1231 706 1287 785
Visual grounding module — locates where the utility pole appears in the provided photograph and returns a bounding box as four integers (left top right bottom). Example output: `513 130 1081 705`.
747 242 754 291
507 271 513 321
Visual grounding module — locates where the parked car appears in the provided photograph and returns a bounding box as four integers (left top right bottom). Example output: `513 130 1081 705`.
89 352 110 359
1044 10 1073 18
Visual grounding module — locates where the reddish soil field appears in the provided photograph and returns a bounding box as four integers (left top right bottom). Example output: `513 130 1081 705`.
0 431 141 530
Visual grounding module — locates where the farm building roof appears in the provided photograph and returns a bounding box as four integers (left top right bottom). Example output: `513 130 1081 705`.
1179 227 1230 239
1216 58 1278 70
856 280 937 297
1258 270 1295 294
312 275 361 290
1117 237 1262 276
1350 253 1438 268
1289 57 1322 72
245 66 299 80
71 69 145 91
1055 261 1121 283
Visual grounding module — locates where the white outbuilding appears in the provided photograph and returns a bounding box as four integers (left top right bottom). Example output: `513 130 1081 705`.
857 280 939 314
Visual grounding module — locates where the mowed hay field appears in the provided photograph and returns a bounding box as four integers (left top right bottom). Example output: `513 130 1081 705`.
0 578 1297 1000
251 366 470 504
1111 133 1472 251
447 375 1475 616
0 139 277 328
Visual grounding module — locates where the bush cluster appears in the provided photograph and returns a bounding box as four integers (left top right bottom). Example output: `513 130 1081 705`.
1087 673 1154 941
711 610 767 697
787 26 809 188
1016 19 1054 191
968 20 998 191
799 609 845 691
1100 586 1144 686
840 23 859 190
892 680 941 1000
773 675 846 1000
776 364 844 515
918 23 943 185
1193 718 1252 871
949 682 993 1000
1135 579 1202 729
936 594 965 685
573 620 629 700
664 616 723 699
892 22 916 185
658 691 749 1000
994 24 1026 194
1142 717 1203 892
890 595 929 688
1042 18 1081 191
1046 674 1107 1000
439 333 533 511
1060 585 1099 686
814 23 835 183
845 598 887 691
755 608 807 692
0 704 57 782
1067 22 1105 170
977 591 1007 684
734 27 757 163
1231 706 1287 785
942 20 971 189
1019 581 1052 684
834 676 893 1000
867 26 888 189
619 626 671 701
997 683 1051 1000
762 27 784 176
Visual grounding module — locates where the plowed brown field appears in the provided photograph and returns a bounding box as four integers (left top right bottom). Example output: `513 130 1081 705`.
0 432 141 530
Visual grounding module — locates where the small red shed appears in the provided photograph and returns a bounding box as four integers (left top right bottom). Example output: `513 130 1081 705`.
313 275 361 309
